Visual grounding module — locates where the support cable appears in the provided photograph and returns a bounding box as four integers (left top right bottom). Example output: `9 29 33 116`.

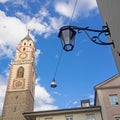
53 49 63 79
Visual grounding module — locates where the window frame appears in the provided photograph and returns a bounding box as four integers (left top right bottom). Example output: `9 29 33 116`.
44 117 52 120
109 94 119 105
86 113 95 120
17 66 24 78
114 115 120 120
65 116 73 120
115 117 120 120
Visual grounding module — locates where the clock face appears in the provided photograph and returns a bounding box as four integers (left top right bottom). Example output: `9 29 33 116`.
19 53 27 59
13 79 25 89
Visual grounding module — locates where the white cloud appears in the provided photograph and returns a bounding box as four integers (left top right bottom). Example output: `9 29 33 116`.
0 10 27 58
73 100 78 105
35 84 53 104
35 77 40 84
15 12 31 23
36 7 49 18
88 94 94 105
55 0 97 18
55 1 73 18
34 83 58 111
15 7 64 38
49 17 64 31
27 17 48 35
89 94 94 99
0 0 9 3
53 91 61 96
27 15 64 38
0 84 6 114
35 49 41 64
16 11 49 35
0 75 7 114
12 0 28 9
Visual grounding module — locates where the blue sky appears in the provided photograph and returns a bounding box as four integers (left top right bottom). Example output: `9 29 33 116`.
0 0 118 114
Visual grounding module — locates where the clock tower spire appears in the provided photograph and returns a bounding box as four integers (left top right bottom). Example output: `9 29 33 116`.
2 31 36 120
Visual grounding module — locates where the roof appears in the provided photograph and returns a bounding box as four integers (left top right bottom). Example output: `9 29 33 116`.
22 30 32 41
23 106 101 120
94 74 120 89
94 74 120 106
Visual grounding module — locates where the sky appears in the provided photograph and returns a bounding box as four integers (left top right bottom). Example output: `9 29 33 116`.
0 0 118 114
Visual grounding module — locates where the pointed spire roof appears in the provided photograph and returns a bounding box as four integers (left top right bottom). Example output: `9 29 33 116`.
22 29 32 41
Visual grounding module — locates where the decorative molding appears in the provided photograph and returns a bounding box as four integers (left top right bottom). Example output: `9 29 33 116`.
12 60 34 65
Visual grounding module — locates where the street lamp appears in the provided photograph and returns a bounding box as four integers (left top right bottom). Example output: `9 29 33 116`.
51 78 57 88
58 24 114 51
51 24 114 88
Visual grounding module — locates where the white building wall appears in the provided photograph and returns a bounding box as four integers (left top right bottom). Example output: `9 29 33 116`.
96 0 120 73
36 111 102 120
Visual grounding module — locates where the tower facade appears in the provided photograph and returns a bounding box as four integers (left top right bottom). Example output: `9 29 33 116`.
2 33 36 120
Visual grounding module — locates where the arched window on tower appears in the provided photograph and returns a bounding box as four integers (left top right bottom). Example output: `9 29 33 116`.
17 66 24 78
23 47 25 51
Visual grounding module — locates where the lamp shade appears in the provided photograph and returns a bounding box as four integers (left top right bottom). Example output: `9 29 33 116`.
58 27 76 51
51 79 57 88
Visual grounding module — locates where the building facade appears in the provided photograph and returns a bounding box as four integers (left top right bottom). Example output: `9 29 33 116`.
96 0 120 73
23 106 102 120
95 74 120 120
2 32 36 120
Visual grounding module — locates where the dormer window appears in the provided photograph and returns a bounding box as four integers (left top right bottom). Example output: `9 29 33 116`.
81 100 90 107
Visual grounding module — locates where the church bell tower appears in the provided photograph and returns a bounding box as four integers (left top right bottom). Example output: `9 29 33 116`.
2 32 36 120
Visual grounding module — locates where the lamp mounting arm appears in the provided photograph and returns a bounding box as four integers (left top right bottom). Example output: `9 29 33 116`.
60 25 113 46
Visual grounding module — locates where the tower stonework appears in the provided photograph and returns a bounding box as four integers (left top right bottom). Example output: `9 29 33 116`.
2 33 36 120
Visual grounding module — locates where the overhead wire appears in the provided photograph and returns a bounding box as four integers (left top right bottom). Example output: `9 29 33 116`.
69 0 78 25
51 0 78 87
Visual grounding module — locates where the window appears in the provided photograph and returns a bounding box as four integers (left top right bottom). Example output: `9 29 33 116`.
81 100 90 107
115 117 120 120
44 118 52 120
13 107 16 112
15 95 18 99
86 114 95 120
23 47 25 51
109 94 119 105
17 66 24 78
66 116 73 120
